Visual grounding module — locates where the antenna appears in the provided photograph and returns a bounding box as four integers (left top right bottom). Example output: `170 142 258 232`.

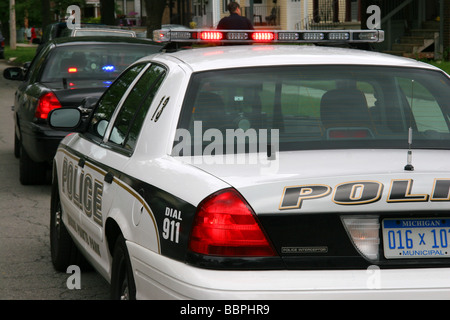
404 80 414 171
404 127 414 171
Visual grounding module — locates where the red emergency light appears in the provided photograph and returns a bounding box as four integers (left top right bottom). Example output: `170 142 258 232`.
200 31 224 41
252 32 275 41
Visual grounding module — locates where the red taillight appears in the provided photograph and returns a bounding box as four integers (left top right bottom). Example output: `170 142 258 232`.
328 129 370 139
35 92 62 119
68 67 78 73
189 189 276 257
200 31 223 41
252 32 275 41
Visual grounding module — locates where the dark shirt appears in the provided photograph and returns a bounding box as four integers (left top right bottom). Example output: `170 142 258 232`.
217 13 254 30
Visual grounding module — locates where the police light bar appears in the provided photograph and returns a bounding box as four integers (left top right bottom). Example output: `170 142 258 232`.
153 29 384 44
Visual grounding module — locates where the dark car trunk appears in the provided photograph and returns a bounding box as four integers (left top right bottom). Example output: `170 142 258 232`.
44 80 109 107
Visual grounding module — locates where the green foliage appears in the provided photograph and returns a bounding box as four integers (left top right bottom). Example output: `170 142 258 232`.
425 60 450 75
15 0 42 26
0 0 86 28
52 0 86 21
0 0 10 31
4 45 37 65
83 17 101 24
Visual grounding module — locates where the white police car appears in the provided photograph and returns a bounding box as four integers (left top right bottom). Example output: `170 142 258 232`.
49 29 450 299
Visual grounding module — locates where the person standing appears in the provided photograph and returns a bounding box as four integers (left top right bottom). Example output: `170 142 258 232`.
25 27 31 42
217 1 254 30
30 26 36 44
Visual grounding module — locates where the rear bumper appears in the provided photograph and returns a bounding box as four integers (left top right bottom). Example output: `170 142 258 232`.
127 241 450 300
21 122 68 163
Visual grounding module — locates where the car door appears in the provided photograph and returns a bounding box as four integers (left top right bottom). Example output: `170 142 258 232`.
59 63 148 271
98 63 168 253
66 62 167 272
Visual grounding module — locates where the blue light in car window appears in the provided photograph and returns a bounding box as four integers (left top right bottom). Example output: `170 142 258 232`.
102 65 116 72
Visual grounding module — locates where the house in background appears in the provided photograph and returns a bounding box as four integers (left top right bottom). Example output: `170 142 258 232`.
84 0 101 19
210 0 447 59
77 0 450 60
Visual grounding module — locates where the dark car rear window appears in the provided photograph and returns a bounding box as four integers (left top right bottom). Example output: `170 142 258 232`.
41 44 158 82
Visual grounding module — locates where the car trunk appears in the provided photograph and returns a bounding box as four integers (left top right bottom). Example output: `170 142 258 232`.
188 149 450 269
44 80 108 107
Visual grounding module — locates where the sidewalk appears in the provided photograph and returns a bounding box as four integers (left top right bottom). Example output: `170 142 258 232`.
16 43 38 48
0 57 11 69
1 56 17 65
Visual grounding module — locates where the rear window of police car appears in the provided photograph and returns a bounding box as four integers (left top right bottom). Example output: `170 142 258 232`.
173 65 450 155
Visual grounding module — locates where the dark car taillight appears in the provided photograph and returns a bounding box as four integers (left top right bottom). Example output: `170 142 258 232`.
35 92 62 119
189 188 277 257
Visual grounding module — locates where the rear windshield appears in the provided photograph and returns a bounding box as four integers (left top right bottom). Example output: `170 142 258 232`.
174 65 450 155
41 44 157 82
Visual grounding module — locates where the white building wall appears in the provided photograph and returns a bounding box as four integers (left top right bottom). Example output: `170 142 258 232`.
286 0 303 29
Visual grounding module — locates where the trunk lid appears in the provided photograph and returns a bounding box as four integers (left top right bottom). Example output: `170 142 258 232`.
190 149 450 214
187 149 450 268
44 80 108 107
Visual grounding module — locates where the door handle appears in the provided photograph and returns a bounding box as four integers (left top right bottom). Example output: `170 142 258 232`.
104 172 114 184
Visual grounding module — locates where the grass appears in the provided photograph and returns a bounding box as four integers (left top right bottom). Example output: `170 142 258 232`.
4 45 37 65
424 60 450 74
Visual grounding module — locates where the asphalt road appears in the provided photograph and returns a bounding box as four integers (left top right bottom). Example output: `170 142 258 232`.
0 59 110 300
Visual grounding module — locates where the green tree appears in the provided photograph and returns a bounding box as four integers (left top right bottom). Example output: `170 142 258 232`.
41 0 51 30
15 0 42 27
143 0 166 39
52 0 85 21
0 0 9 42
100 0 116 25
0 0 42 43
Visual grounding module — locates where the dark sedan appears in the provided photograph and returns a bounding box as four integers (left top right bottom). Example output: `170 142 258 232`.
3 36 162 184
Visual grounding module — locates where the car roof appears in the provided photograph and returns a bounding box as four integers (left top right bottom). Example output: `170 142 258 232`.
151 44 441 73
73 28 135 33
50 35 160 47
70 27 136 36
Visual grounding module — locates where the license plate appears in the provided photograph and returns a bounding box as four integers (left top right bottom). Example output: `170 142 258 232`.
382 218 450 259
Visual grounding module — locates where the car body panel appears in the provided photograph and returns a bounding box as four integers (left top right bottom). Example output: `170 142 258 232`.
149 45 441 73
129 243 450 299
186 149 450 214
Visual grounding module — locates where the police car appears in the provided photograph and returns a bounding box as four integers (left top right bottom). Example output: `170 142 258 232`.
48 28 450 299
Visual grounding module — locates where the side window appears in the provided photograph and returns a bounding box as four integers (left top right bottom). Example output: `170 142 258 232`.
108 64 167 151
86 63 146 141
28 44 52 83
